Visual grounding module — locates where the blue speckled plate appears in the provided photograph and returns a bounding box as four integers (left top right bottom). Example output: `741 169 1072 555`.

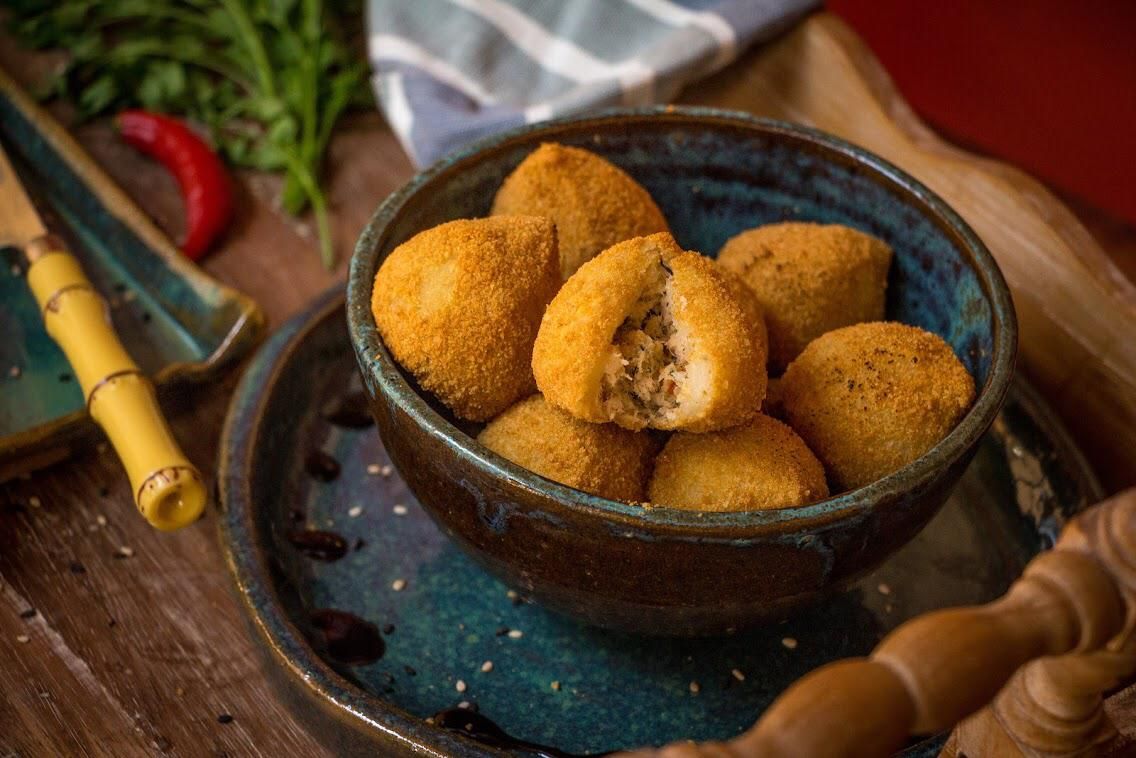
219 290 1101 757
0 69 262 475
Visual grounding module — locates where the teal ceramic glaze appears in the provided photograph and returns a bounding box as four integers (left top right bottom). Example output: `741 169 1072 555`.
345 108 1017 634
0 72 262 471
219 292 1096 756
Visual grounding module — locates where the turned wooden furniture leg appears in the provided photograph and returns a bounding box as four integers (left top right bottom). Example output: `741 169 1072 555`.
616 489 1136 758
945 495 1136 758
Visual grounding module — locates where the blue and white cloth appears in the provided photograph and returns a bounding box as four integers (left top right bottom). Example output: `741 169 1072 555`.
367 0 817 167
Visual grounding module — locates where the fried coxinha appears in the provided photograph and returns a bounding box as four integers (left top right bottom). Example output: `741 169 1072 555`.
781 321 976 490
371 216 559 421
649 414 828 512
532 232 768 433
478 395 659 502
492 143 669 279
370 144 977 512
719 222 893 373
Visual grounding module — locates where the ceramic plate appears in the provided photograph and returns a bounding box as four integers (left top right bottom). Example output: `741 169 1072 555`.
0 69 262 474
219 291 1101 757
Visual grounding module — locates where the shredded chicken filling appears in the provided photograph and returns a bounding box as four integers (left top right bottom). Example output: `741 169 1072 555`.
602 263 686 425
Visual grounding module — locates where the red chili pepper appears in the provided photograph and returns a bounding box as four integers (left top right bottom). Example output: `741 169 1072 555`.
115 110 233 261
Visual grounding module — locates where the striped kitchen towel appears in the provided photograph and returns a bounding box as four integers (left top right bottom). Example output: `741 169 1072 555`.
367 0 817 167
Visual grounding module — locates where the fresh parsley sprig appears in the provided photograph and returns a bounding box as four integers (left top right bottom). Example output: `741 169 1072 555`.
7 0 373 267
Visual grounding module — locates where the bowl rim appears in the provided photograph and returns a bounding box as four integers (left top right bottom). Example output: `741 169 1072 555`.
346 106 1018 535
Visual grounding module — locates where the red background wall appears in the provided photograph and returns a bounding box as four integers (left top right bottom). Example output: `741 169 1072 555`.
827 1 1136 224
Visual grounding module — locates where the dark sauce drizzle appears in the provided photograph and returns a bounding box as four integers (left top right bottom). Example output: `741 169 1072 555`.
309 609 385 665
304 450 341 482
287 529 348 561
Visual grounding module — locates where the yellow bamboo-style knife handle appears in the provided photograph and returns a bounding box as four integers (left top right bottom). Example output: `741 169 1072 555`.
25 235 206 530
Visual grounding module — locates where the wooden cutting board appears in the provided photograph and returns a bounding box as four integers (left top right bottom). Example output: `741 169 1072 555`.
0 12 1133 758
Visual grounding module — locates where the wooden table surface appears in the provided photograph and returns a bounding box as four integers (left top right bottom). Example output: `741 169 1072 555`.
2 14 1135 757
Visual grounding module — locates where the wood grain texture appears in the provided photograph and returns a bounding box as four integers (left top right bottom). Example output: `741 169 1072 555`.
1 11 1135 757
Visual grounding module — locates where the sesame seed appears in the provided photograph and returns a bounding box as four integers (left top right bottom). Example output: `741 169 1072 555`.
507 629 523 639
16 634 30 644
689 681 700 694
550 681 560 691
348 505 363 518
176 687 185 697
457 701 471 710
97 442 108 454
380 465 393 477
324 518 334 527
781 637 798 650
877 583 892 596
480 660 493 673
731 668 745 682
28 496 41 508
96 515 107 526
393 504 408 516
114 546 134 559
123 290 137 303
366 464 381 475
9 366 20 378
884 603 895 613
391 579 406 592
455 679 467 693
9 265 20 277
506 590 518 601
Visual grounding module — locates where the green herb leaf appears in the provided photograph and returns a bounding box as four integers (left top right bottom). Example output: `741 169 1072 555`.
5 0 373 268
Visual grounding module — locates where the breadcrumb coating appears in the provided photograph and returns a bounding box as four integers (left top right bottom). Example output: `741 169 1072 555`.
491 143 670 279
478 395 659 502
371 216 560 421
648 414 828 511
532 233 766 432
718 262 769 362
718 222 892 373
780 321 976 491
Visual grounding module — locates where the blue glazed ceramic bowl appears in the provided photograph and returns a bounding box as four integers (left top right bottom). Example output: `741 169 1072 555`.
346 108 1017 635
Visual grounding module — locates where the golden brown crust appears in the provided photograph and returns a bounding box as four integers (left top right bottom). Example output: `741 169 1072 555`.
533 233 681 422
666 250 767 432
780 321 977 491
532 233 766 432
718 222 893 373
648 414 828 511
371 216 560 421
717 262 769 366
491 143 669 279
478 395 659 502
